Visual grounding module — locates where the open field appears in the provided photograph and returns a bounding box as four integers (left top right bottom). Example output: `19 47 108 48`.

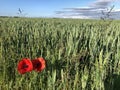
0 17 120 90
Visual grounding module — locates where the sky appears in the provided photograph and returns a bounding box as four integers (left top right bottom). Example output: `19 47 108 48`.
0 0 120 19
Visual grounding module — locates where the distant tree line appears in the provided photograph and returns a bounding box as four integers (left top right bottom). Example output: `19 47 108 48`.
0 16 20 18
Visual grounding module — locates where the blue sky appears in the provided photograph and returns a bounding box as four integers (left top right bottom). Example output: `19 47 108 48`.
0 0 120 19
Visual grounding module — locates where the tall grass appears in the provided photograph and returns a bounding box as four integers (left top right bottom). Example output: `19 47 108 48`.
0 17 120 90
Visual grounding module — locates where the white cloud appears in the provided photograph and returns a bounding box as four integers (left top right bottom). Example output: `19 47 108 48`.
55 0 120 19
90 0 113 8
59 14 91 19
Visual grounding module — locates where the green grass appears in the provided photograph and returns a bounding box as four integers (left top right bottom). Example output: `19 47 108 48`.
0 17 120 90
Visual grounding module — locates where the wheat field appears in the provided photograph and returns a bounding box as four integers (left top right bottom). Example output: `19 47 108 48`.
0 17 120 90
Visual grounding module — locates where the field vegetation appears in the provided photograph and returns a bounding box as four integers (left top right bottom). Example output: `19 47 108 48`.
0 17 120 90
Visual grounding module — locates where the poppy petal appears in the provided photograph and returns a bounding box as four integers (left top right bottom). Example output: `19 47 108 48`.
17 58 33 74
32 57 46 72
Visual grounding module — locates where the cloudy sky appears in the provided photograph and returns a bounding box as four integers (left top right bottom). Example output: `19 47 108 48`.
0 0 120 19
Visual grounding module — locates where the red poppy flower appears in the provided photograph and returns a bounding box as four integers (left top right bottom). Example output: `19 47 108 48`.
31 57 46 72
17 58 33 74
